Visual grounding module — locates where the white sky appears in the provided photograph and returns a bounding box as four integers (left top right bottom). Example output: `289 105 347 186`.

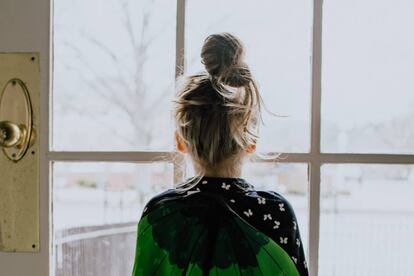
53 0 414 151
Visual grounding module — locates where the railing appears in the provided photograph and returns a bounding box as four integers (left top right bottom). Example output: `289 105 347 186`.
319 211 414 276
54 211 414 276
54 222 137 276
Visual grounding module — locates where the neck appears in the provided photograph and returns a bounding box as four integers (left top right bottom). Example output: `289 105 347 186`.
193 160 243 178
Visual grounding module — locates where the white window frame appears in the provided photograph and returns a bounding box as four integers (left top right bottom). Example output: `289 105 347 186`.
43 0 414 275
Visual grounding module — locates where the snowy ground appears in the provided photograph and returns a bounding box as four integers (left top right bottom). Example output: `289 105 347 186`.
53 179 414 276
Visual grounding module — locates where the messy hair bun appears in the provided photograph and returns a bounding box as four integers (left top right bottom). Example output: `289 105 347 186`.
175 33 262 173
201 33 252 87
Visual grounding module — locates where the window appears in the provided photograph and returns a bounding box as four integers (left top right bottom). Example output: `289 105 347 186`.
319 164 414 275
52 162 173 275
53 0 176 151
321 0 414 154
51 0 414 275
185 0 312 153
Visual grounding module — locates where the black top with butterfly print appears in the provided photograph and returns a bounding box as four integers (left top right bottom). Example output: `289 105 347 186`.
141 176 309 276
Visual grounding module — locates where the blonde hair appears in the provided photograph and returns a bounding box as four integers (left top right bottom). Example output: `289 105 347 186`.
174 33 263 176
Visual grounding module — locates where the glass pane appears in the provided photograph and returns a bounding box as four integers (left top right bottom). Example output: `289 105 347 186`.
320 164 414 276
186 0 312 152
53 162 173 276
322 0 414 154
53 0 176 151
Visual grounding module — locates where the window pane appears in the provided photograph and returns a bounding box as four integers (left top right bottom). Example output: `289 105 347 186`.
186 0 312 152
53 162 173 276
53 0 176 151
319 164 414 276
321 0 414 154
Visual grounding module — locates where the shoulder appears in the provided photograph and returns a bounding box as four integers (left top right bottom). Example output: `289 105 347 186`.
140 188 182 216
248 188 293 205
146 188 179 204
259 190 294 208
244 188 298 218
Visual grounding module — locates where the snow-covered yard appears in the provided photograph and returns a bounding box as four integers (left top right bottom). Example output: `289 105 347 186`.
53 178 414 276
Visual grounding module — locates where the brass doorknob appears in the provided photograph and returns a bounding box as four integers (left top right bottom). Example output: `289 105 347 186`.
0 120 27 148
0 78 34 161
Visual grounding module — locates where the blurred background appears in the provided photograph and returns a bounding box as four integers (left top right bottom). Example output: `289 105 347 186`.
52 0 414 275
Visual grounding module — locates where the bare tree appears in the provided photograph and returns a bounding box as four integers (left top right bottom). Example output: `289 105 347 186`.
57 0 174 149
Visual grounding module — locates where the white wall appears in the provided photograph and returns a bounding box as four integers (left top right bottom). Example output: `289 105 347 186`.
0 0 50 275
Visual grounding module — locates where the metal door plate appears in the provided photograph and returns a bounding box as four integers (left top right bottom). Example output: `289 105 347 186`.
0 53 40 252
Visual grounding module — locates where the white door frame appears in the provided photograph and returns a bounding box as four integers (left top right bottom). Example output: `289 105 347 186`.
0 0 51 275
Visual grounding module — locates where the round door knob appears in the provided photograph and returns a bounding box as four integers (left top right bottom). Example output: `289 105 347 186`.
0 120 27 148
0 78 34 161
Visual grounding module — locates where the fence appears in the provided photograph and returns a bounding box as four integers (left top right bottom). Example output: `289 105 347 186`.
54 211 414 276
54 222 137 276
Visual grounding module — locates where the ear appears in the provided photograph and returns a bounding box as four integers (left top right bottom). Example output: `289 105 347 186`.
175 131 187 153
246 143 256 154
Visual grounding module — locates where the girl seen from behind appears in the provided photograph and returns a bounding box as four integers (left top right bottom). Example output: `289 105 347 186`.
132 32 309 276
